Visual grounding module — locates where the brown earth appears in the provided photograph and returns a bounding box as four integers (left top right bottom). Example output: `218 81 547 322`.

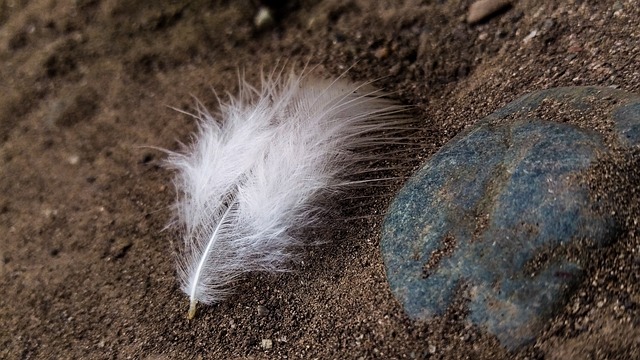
1 0 639 359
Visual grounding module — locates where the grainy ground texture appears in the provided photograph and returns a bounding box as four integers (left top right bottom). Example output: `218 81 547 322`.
1 0 639 359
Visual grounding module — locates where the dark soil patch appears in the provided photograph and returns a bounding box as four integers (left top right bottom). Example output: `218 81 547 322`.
1 0 639 359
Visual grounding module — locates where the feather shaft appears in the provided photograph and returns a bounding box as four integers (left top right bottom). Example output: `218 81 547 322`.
187 199 234 319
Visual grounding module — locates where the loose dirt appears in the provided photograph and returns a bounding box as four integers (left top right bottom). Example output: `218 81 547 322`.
1 1 638 359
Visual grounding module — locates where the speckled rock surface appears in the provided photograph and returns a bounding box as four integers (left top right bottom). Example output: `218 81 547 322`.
382 87 640 349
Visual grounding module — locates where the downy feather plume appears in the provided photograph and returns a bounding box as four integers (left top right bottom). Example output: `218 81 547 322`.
165 69 408 319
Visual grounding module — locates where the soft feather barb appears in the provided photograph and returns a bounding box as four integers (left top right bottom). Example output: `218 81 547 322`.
165 69 408 319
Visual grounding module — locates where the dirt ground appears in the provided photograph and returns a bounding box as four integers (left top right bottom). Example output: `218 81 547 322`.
1 0 639 359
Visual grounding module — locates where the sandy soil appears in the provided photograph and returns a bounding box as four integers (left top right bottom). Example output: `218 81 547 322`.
1 0 638 359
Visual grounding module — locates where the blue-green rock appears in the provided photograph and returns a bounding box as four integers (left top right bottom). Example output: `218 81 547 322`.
382 87 640 349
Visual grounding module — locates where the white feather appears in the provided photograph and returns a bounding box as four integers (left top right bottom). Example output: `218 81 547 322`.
165 70 408 318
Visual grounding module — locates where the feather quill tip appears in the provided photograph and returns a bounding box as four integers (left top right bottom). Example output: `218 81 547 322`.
187 300 197 320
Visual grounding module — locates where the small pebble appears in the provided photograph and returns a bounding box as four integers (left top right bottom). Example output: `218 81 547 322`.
256 305 269 316
254 7 274 30
523 29 538 43
374 47 389 59
467 0 511 24
68 154 80 165
261 339 272 350
568 45 583 53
